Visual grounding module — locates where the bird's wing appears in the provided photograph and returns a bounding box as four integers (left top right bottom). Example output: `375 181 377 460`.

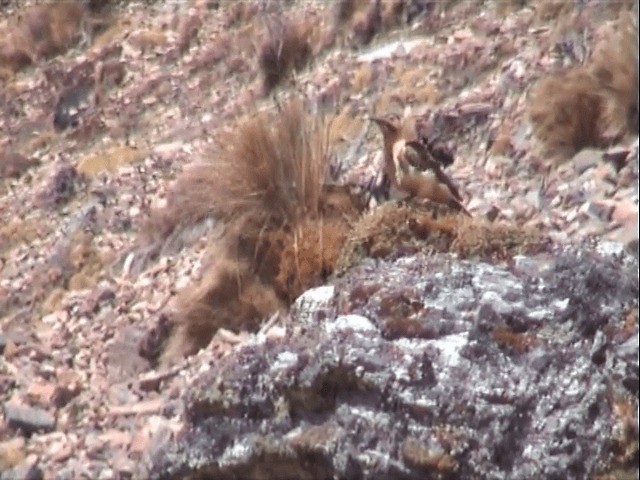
404 140 440 171
427 141 455 167
405 140 464 202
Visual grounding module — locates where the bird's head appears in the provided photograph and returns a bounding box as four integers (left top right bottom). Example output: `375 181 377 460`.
371 113 402 140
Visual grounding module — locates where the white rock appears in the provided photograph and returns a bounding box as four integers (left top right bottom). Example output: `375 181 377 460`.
596 240 627 257
326 314 377 334
270 352 299 373
357 39 429 62
429 332 469 368
291 285 335 323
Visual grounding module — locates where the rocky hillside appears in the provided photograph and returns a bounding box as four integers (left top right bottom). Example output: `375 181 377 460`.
0 1 638 479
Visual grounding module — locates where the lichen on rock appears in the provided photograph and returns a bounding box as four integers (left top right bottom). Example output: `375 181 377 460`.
141 244 638 480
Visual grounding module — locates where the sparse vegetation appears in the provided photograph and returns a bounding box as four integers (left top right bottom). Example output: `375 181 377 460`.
336 201 548 274
452 216 548 259
528 68 605 158
259 18 315 94
0 4 87 77
528 10 639 159
157 98 366 363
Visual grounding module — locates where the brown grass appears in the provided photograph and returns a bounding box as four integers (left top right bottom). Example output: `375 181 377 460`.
158 98 366 364
329 104 365 145
533 0 574 22
274 218 352 303
162 251 284 362
334 0 367 25
492 326 541 354
0 229 110 322
224 3 260 28
259 17 315 94
395 67 441 106
488 120 514 157
535 0 635 24
452 216 547 260
591 11 639 140
528 9 639 159
336 202 459 274
351 63 373 93
144 99 329 244
337 202 548 274
496 0 530 16
392 83 441 108
0 4 86 76
333 0 429 48
528 68 604 158
381 0 405 31
0 219 42 254
351 0 382 46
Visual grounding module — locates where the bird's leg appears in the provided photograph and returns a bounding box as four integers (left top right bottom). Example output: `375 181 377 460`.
381 172 391 200
366 171 391 204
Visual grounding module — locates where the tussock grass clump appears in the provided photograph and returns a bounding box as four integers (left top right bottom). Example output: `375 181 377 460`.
528 69 604 158
336 202 460 274
533 0 574 22
163 252 284 361
591 11 639 139
0 4 86 76
259 18 315 94
452 217 548 260
337 201 549 274
528 10 639 159
159 98 366 364
144 99 334 244
333 0 434 48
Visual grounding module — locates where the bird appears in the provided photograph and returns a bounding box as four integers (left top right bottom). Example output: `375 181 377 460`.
370 113 404 200
371 114 471 216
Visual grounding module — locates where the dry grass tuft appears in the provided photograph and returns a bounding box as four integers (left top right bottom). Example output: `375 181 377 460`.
533 0 574 22
395 67 441 106
492 326 541 354
0 219 42 255
144 99 329 244
0 4 87 75
374 91 404 116
452 217 548 260
141 163 224 244
334 0 367 25
351 63 373 93
162 250 284 362
157 98 366 363
259 18 315 94
329 104 365 145
591 11 639 140
336 202 459 274
496 0 530 16
392 83 441 108
274 218 352 303
5 230 111 320
337 202 549 273
211 99 329 223
351 0 382 46
333 0 431 48
224 3 260 28
528 68 604 158
381 0 406 30
528 9 638 159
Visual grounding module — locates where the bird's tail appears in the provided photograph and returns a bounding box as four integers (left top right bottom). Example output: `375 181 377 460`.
449 199 472 217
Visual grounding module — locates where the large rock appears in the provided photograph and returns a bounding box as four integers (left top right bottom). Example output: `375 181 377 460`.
140 244 638 480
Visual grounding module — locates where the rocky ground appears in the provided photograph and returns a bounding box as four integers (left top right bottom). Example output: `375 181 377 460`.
0 1 638 479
